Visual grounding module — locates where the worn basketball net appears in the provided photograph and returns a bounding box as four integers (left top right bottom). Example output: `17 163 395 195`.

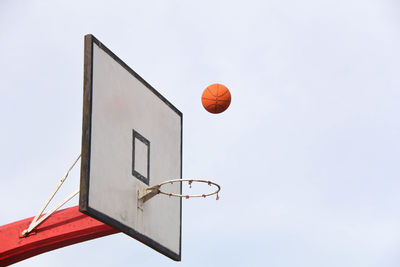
138 179 221 203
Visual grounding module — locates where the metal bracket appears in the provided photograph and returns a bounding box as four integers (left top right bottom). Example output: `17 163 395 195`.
22 154 81 237
137 185 160 204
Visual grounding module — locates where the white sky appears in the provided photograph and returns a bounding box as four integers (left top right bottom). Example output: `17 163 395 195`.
1 0 400 266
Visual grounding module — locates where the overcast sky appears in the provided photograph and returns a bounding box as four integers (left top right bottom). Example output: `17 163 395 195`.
1 1 400 266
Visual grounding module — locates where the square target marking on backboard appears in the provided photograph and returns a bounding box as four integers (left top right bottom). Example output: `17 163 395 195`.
79 34 182 261
132 129 150 185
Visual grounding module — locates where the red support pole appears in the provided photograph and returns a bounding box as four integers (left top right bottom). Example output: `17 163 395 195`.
0 206 119 266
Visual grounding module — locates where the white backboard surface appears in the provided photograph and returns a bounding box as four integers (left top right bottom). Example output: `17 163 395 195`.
79 35 182 261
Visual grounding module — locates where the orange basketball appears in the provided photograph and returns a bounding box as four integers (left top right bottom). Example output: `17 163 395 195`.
201 83 231 114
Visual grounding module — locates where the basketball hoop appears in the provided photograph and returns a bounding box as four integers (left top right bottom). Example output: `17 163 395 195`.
138 179 221 203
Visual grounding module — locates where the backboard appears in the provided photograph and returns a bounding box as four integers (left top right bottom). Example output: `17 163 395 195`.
79 35 182 261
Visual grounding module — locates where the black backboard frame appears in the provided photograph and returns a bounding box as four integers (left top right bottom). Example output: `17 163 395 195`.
79 34 183 261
